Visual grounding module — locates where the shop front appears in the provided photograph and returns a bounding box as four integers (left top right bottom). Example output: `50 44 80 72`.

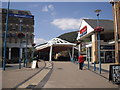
77 19 115 63
100 45 115 63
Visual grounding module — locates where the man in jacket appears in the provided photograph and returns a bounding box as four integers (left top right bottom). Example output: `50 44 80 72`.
78 54 84 70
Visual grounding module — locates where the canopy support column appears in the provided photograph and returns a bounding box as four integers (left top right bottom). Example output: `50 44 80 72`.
68 50 72 60
49 45 53 61
71 46 74 61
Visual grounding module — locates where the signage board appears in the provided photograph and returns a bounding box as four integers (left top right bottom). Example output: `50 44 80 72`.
94 27 104 32
100 45 115 50
9 13 34 18
31 60 37 69
80 26 87 37
109 64 120 84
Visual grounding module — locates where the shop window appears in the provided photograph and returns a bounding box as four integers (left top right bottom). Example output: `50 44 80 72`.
9 37 12 43
100 51 104 57
11 24 16 30
18 11 29 15
105 51 113 63
9 10 13 14
100 58 105 63
15 25 19 30
2 9 7 13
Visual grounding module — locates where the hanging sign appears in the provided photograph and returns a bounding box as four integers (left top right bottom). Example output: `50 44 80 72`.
80 26 87 37
94 26 104 32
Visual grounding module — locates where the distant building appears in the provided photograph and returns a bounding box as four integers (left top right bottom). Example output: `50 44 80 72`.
77 19 115 63
2 8 34 63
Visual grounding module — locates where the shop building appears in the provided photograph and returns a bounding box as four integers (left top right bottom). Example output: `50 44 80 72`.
2 8 34 63
77 19 115 63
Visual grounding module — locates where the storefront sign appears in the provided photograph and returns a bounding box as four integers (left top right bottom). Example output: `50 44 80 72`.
100 45 115 50
9 13 34 18
109 65 120 84
80 26 87 37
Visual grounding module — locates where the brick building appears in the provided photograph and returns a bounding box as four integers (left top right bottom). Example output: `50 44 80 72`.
2 8 34 63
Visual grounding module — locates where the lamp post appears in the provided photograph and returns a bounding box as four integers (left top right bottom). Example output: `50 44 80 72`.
17 19 25 69
32 43 36 60
3 0 10 70
94 9 103 74
25 26 28 67
19 19 22 69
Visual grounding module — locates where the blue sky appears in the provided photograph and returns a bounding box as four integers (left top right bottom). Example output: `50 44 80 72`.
2 2 113 45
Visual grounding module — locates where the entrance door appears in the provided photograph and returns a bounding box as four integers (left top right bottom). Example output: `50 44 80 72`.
11 48 19 63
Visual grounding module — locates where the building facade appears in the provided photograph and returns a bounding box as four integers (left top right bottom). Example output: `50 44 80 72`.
2 8 34 63
77 19 115 63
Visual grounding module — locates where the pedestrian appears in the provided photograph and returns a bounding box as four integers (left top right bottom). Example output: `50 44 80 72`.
78 54 84 70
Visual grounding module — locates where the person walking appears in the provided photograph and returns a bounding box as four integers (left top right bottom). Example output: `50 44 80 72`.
78 54 84 70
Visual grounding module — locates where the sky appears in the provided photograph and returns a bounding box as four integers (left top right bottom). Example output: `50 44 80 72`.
2 1 114 45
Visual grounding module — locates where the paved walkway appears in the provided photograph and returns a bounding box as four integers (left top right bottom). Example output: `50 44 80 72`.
2 60 47 88
0 68 2 90
84 61 114 71
83 61 118 80
2 61 120 89
41 61 118 88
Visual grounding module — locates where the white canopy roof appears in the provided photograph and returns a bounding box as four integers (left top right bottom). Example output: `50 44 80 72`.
36 38 76 51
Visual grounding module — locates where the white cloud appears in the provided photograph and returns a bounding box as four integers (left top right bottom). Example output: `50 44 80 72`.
51 12 56 16
34 38 47 45
51 18 81 30
48 5 54 11
42 5 49 12
42 4 55 12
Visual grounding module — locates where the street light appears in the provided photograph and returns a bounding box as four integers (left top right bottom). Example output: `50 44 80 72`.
94 9 104 74
17 19 25 69
3 0 10 70
95 9 101 26
25 25 28 67
32 43 36 60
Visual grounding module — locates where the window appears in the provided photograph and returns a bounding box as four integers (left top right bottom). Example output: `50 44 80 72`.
2 9 7 14
18 11 29 15
100 51 104 57
9 10 13 14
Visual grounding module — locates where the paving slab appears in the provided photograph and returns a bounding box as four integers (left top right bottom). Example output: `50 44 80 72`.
2 60 45 88
42 61 119 88
18 61 52 88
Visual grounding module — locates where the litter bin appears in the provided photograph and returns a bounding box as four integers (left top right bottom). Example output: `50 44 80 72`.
109 64 120 85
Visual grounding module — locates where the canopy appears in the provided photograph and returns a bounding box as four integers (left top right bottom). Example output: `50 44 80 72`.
36 38 76 61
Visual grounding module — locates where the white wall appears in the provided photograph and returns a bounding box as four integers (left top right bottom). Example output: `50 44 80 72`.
77 19 94 40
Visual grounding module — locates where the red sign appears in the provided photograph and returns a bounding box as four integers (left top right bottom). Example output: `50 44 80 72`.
80 26 87 37
94 27 104 32
80 26 87 34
